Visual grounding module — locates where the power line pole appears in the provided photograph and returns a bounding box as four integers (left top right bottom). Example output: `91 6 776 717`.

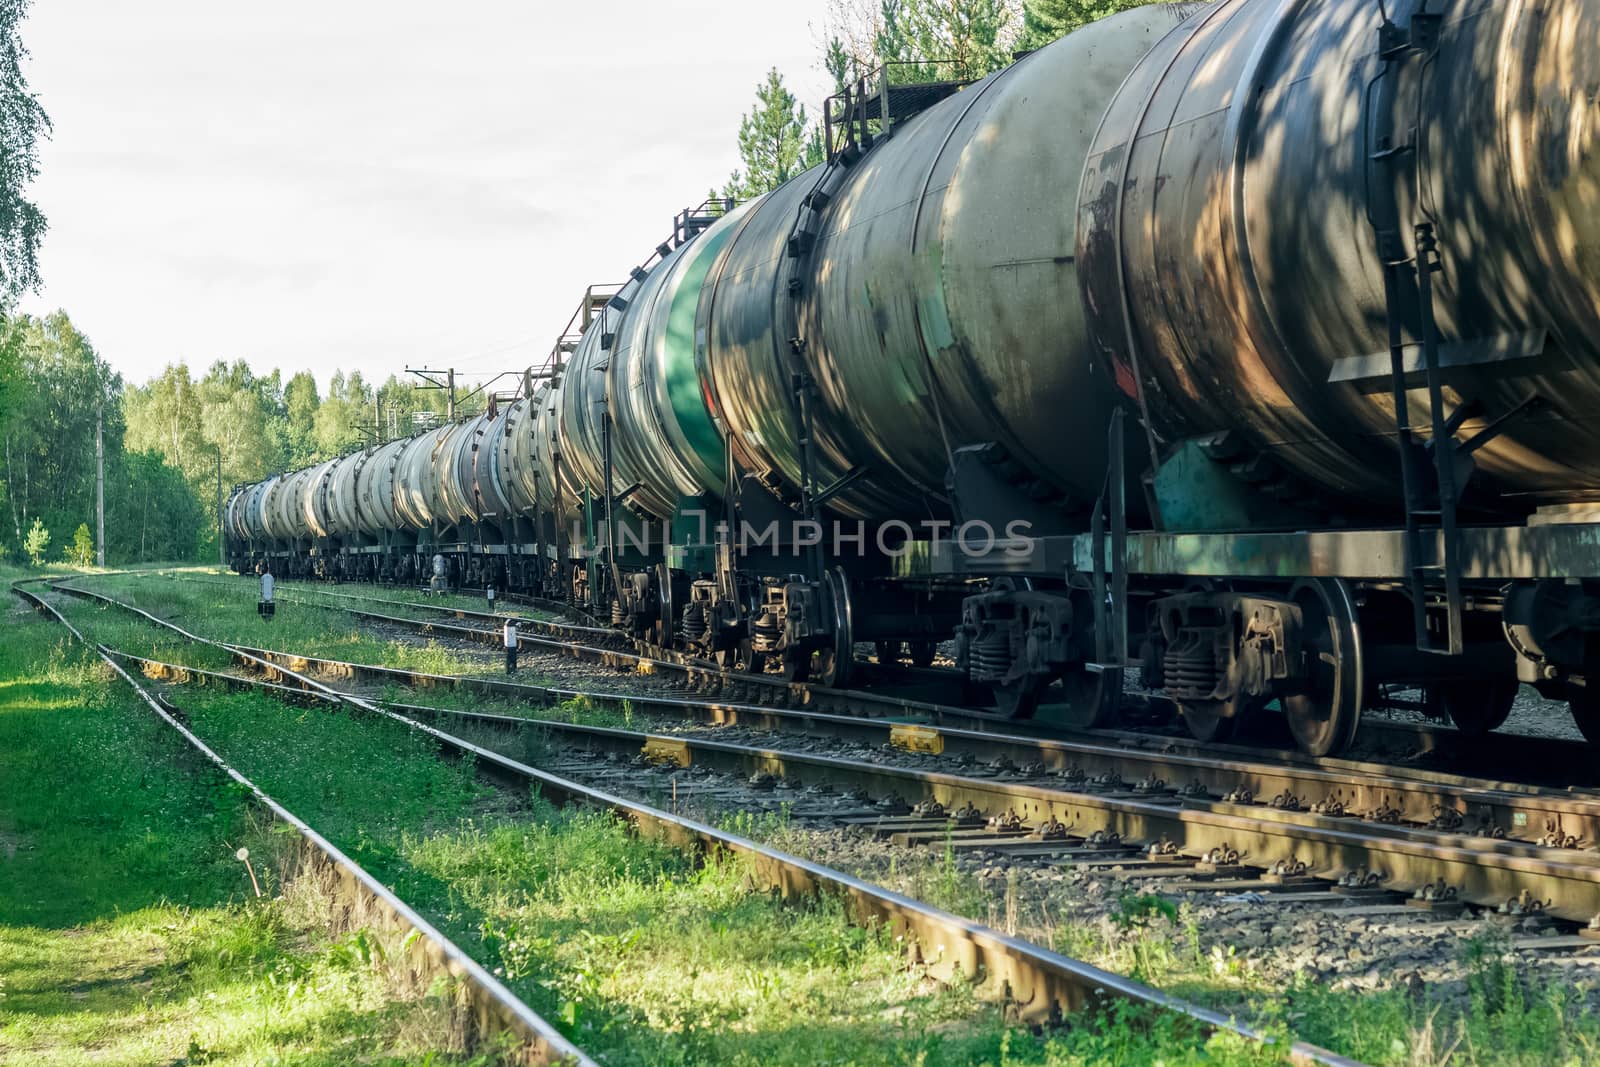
216 449 224 567
404 367 459 423
95 395 105 567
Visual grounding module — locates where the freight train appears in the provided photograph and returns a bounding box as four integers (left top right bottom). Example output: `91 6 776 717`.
225 0 1600 756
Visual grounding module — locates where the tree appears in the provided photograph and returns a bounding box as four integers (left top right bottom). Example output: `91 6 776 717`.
817 0 890 78
2 312 120 554
313 370 374 456
282 370 320 466
722 69 814 200
125 358 290 558
66 521 91 565
1018 0 1154 50
109 450 204 563
22 515 46 564
0 312 21 544
877 0 1014 83
0 0 50 296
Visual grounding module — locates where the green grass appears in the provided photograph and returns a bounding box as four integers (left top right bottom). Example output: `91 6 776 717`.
0 598 487 1065
51 572 499 679
739 819 1600 1067
106 664 1291 1064
146 565 552 621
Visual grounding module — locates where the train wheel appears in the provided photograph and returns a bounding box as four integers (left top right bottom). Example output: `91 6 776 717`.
1437 677 1517 736
993 675 1049 720
1178 700 1237 742
1059 665 1120 728
655 564 675 651
1281 578 1364 757
875 640 900 665
907 641 937 668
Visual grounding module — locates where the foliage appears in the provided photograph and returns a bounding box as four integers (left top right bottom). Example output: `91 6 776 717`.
0 310 206 565
819 0 1022 85
1018 0 1158 50
877 0 1014 82
721 69 819 200
0 0 50 296
21 513 45 563
1110 891 1178 929
120 361 439 560
66 521 92 566
112 448 206 561
282 369 321 467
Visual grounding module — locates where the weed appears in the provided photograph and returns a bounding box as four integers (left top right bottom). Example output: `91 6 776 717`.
1111 892 1179 930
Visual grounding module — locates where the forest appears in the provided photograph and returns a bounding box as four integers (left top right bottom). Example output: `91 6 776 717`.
0 317 453 565
0 0 1144 567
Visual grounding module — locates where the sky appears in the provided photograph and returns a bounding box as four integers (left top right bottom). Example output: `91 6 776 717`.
18 1 836 395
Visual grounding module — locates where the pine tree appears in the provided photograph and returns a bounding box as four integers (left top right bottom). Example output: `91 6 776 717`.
1019 0 1155 51
877 0 1014 83
722 69 813 200
68 522 91 566
22 515 46 565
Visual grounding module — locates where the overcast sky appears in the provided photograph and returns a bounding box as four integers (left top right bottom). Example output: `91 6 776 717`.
18 1 834 394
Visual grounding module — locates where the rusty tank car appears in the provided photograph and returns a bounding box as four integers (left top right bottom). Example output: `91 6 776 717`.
226 0 1600 756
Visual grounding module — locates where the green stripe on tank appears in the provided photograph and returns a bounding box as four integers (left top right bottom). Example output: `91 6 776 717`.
663 219 737 481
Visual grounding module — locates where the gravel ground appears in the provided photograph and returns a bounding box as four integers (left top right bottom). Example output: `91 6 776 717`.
527 745 1600 1026
1362 685 1585 742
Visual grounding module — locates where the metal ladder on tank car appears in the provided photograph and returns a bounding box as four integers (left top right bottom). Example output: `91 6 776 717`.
775 64 972 548
1367 4 1468 655
1366 4 1548 657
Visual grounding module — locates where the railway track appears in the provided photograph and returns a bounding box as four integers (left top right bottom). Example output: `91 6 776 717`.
50 576 1600 927
149 572 1010 726
167 572 1600 768
9 581 592 1067
17 576 1360 1064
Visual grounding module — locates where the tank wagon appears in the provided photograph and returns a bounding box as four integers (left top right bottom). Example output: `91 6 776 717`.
227 0 1600 756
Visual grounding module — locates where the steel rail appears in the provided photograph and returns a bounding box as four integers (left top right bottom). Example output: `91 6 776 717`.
100 576 1600 840
197 573 1600 774
50 578 1600 921
117 626 1600 849
10 581 593 1067
147 572 1001 726
30 579 1362 1063
107 638 1600 926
